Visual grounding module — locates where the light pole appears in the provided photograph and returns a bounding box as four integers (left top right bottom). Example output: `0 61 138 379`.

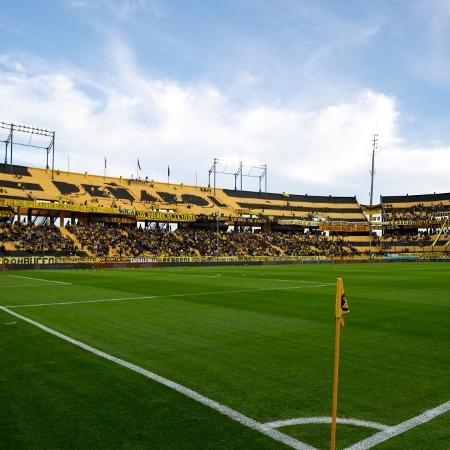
369 134 378 206
216 213 220 260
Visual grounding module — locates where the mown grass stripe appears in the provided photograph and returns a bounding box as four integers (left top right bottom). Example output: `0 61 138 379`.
7 284 330 308
0 305 317 450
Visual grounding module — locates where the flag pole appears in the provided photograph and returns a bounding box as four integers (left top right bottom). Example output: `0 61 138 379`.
331 277 344 450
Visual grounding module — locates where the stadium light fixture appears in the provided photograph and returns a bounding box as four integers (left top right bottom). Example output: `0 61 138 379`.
208 158 268 197
369 134 379 206
0 121 56 177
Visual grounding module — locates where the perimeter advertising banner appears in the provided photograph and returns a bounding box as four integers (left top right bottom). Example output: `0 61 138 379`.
320 223 370 232
0 254 333 266
276 218 369 232
386 219 447 229
133 210 196 222
0 256 58 265
277 219 317 226
0 198 119 215
0 199 196 222
6 254 446 268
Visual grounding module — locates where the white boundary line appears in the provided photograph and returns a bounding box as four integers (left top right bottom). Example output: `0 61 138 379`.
264 279 335 285
6 284 330 309
265 416 389 431
140 270 335 286
7 296 157 308
0 305 316 450
344 400 450 450
0 284 72 289
8 275 72 285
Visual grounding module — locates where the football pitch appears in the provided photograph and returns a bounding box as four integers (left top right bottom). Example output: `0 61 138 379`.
1 262 449 449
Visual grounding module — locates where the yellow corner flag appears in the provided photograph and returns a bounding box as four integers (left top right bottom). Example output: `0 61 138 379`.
335 277 349 326
331 277 349 450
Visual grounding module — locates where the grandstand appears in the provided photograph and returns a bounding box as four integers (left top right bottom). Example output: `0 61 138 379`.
380 193 450 254
0 160 449 266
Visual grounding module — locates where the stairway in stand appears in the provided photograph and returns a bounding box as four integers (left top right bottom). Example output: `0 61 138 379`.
60 226 94 257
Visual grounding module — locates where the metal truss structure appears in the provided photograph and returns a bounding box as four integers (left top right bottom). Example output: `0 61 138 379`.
1 121 55 177
208 158 268 197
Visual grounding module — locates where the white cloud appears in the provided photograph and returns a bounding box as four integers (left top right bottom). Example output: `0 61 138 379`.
0 50 448 203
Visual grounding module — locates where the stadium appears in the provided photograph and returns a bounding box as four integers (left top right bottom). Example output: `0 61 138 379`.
0 123 449 267
1 2 450 450
1 120 449 450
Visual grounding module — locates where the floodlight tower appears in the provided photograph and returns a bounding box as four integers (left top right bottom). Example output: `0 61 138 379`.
0 121 55 178
208 158 219 195
369 134 378 206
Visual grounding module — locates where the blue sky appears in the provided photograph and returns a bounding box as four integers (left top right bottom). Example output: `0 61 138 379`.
1 0 449 200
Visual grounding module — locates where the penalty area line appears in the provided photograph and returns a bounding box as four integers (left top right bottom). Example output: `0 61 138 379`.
344 400 450 450
0 283 73 289
8 284 330 309
8 275 72 285
6 295 157 308
0 305 316 450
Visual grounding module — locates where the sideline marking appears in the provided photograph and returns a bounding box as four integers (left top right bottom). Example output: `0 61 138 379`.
345 400 450 450
140 270 334 286
8 296 157 308
265 416 389 431
8 275 72 285
217 276 335 285
2 321 17 325
0 305 316 450
0 283 72 289
7 284 330 309
262 279 335 285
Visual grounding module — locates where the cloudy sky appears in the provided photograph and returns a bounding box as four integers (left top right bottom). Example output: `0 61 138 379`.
1 0 449 202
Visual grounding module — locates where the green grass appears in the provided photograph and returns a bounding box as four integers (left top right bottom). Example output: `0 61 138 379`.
0 262 449 449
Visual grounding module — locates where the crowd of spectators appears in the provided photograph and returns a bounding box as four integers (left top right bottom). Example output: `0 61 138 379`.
0 222 76 255
179 229 283 256
384 202 450 221
67 223 124 256
381 229 449 250
180 229 242 256
268 231 358 256
65 224 359 257
67 223 196 257
4 221 448 258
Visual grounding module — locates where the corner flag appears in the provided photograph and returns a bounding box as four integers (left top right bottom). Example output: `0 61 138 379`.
335 278 349 326
331 277 349 450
